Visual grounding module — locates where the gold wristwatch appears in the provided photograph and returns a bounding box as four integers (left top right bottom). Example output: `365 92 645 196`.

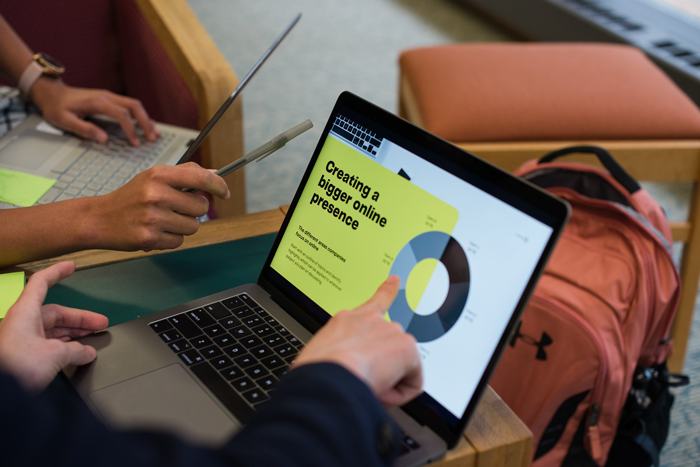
18 52 66 96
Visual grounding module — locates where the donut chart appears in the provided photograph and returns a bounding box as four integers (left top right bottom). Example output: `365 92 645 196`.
388 231 470 342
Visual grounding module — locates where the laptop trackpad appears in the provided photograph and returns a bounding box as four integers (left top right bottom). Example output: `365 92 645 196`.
89 364 239 446
0 130 67 170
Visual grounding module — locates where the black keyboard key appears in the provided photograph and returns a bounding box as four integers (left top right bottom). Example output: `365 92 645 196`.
204 302 231 320
231 307 254 319
239 293 258 308
287 336 302 347
260 355 285 370
249 345 274 359
150 320 173 333
242 316 263 328
263 335 285 347
158 330 182 343
190 362 253 423
233 354 257 368
220 316 242 329
253 325 275 338
242 388 269 405
211 356 234 370
264 317 279 326
223 343 247 358
256 375 278 391
178 349 204 366
231 376 255 392
274 344 296 358
168 339 191 353
230 325 253 338
201 345 224 359
203 324 226 337
191 335 213 349
276 326 290 336
285 355 297 366
245 364 269 379
239 335 263 349
252 307 269 318
272 367 288 379
220 365 244 381
213 333 236 347
222 296 244 310
169 314 203 339
186 308 216 328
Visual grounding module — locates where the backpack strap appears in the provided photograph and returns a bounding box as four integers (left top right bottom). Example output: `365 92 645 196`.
539 146 641 195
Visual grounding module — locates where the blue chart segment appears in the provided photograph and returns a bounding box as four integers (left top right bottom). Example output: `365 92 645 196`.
388 231 470 342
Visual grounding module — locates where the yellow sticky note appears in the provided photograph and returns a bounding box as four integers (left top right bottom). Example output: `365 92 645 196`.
0 168 56 207
0 271 25 319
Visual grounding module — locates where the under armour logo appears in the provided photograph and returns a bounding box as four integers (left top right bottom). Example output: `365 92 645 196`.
509 321 552 361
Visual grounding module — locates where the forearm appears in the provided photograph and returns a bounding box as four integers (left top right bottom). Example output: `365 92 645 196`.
0 364 398 467
0 198 101 268
0 14 34 84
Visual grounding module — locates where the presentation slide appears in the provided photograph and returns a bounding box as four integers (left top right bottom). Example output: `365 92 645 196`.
271 135 459 315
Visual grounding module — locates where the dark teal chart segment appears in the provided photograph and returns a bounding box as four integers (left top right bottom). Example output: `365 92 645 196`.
388 231 470 342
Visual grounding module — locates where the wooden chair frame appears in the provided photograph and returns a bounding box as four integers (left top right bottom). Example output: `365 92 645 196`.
400 74 700 373
135 0 245 219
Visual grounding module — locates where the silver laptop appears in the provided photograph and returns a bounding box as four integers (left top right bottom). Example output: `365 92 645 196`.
65 92 569 466
0 14 301 209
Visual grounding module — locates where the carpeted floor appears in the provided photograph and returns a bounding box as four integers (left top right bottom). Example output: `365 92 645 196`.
187 0 699 464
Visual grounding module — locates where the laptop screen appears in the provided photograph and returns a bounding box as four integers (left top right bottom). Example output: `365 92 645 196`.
260 92 568 445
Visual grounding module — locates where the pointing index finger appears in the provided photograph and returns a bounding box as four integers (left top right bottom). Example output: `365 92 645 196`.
358 275 400 316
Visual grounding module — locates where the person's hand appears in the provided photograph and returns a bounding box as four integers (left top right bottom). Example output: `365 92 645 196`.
0 262 108 393
29 77 159 146
293 276 422 407
85 162 231 252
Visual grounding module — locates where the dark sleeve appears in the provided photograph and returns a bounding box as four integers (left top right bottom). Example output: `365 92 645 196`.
0 363 399 467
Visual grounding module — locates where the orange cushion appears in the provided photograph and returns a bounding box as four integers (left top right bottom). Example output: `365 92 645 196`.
399 43 700 142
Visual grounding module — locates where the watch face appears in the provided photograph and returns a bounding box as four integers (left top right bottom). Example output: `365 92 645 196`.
36 53 65 76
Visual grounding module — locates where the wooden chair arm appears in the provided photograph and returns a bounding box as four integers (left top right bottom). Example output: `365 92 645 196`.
134 0 246 218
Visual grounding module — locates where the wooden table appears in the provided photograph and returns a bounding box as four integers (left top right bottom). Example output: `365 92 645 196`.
8 206 533 467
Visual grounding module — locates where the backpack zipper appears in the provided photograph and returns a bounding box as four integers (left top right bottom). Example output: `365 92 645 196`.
535 294 610 463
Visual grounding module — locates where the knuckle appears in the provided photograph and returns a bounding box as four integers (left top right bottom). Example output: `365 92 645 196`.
145 165 168 183
185 218 200 235
136 228 159 251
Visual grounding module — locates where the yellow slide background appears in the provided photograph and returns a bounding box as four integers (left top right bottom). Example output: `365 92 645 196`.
271 136 458 315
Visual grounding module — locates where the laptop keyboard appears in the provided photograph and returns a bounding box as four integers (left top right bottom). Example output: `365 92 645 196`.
150 292 421 451
149 292 304 420
36 131 177 205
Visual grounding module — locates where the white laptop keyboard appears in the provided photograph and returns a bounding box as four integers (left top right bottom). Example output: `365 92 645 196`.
35 131 177 205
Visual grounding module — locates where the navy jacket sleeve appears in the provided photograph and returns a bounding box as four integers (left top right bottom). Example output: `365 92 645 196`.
0 363 399 467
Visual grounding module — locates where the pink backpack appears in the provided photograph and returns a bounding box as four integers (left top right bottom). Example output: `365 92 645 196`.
490 146 682 466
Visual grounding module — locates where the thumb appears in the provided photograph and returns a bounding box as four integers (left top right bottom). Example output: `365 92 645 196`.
59 341 98 367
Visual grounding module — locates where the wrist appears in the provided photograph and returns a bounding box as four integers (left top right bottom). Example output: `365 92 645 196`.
28 76 65 110
72 196 108 251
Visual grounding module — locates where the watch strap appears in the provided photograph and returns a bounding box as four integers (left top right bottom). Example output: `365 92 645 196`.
18 60 44 96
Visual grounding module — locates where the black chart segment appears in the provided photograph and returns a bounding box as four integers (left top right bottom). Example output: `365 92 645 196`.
388 231 470 342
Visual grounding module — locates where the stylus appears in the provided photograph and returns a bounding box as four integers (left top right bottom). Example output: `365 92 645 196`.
182 119 313 193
